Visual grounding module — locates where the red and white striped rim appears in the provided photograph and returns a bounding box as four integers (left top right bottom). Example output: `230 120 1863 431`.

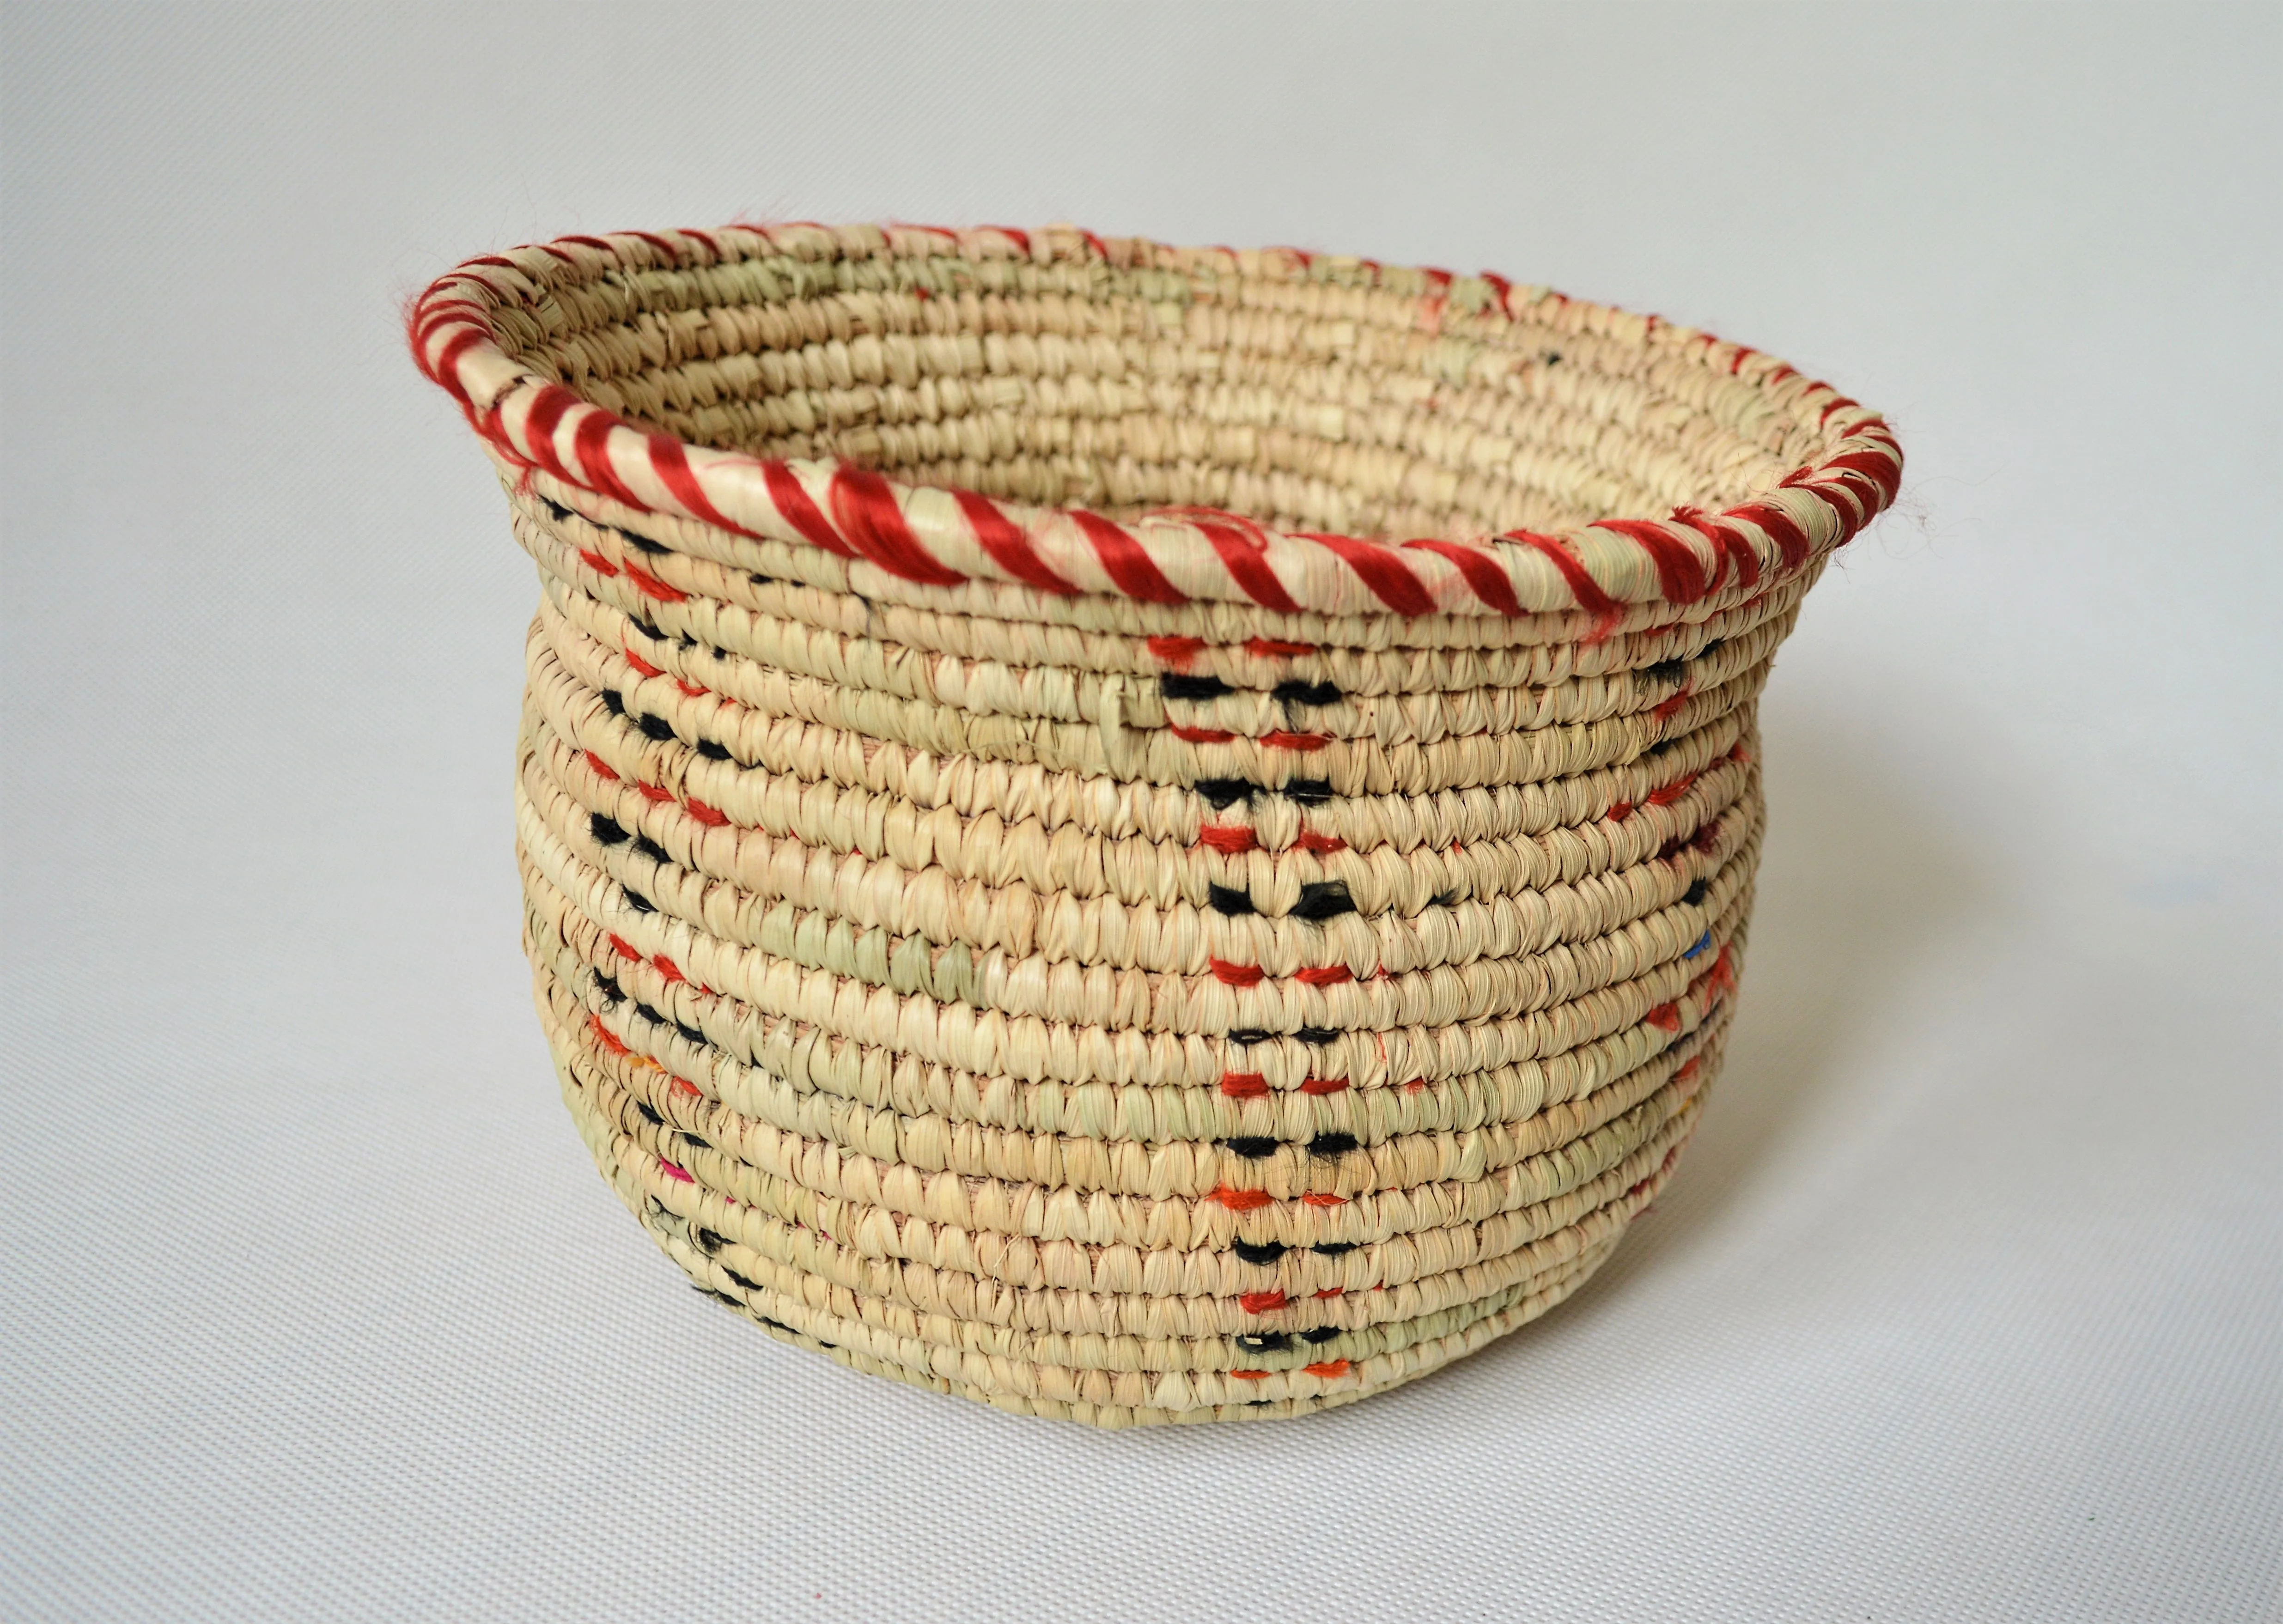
410 223 1901 622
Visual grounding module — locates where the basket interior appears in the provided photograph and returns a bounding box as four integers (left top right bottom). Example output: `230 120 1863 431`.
484 247 1812 543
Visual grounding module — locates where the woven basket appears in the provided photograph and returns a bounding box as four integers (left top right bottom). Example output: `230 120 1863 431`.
411 222 1899 1427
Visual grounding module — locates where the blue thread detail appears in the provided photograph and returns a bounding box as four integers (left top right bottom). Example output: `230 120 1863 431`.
1683 931 1713 960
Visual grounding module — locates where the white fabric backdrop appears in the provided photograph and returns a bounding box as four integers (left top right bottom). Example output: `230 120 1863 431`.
3 5 2275 1619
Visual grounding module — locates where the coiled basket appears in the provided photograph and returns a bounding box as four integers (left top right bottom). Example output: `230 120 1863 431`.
412 222 1899 1426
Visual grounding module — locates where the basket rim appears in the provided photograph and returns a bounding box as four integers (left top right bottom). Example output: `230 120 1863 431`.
410 221 1901 622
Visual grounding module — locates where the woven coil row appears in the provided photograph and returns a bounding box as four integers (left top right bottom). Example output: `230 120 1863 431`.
414 223 1897 1426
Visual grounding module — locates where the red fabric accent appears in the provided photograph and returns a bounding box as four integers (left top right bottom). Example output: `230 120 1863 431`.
1210 960 1265 987
761 462 858 557
623 645 663 678
1507 529 1624 633
652 955 684 984
1260 731 1327 752
1597 520 1711 603
1212 1186 1274 1212
1073 510 1187 603
672 1076 703 1098
1294 831 1346 854
686 800 728 827
1146 635 1207 668
1295 965 1352 986
608 934 640 960
1301 533 1436 615
420 328 484 400
520 386 582 480
1219 1072 1270 1100
646 435 750 535
1231 1369 1271 1381
590 1014 630 1055
1303 1359 1351 1378
1403 538 1522 616
578 549 620 577
658 1161 693 1183
1301 1192 1347 1207
636 783 674 803
1671 507 1762 592
1238 1290 1288 1314
1300 1076 1350 1095
1647 772 1699 807
830 467 967 586
1311 1288 1344 1300
1652 690 1692 723
675 679 706 697
1244 638 1315 658
623 563 686 603
584 750 619 781
1725 500 1813 572
1675 1056 1703 1083
1199 825 1257 853
979 225 1031 254
1196 519 1301 614
628 230 679 261
1645 1003 1681 1032
951 488 1077 595
1169 724 1237 744
1608 801 1634 822
572 409 644 508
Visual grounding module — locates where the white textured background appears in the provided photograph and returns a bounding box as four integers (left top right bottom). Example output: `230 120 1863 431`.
3 5 2276 1619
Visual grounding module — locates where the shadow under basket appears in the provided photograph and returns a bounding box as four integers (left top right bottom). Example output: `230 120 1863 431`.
412 222 1899 1427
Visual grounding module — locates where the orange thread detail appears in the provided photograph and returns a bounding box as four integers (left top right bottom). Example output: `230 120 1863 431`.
623 645 663 677
1169 724 1237 743
1220 1072 1270 1100
584 750 619 781
608 934 640 960
578 548 620 577
1312 1288 1344 1300
1212 1185 1274 1212
1147 635 1206 668
1231 1369 1271 1381
637 783 674 803
1609 801 1635 822
590 1014 629 1055
1675 1056 1703 1083
1199 825 1257 853
1239 1290 1288 1314
1294 965 1352 986
652 955 684 984
687 800 728 827
1646 1002 1681 1032
1261 731 1328 752
675 679 707 697
1303 1359 1351 1378
1648 772 1699 806
1211 959 1265 987
1301 1192 1347 1207
671 1077 703 1098
1300 1077 1350 1095
1295 830 1346 853
1653 690 1692 722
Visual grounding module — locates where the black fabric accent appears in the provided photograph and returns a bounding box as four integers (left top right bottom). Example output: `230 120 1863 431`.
1160 674 1231 701
1291 882 1355 920
1640 658 1689 687
1301 1326 1343 1344
723 1268 761 1291
1226 1028 1274 1045
758 1316 790 1332
637 713 677 742
623 889 655 912
1699 638 1725 659
1311 1241 1357 1256
1223 1137 1280 1159
1208 884 1256 916
635 1101 663 1125
542 499 573 523
1308 1132 1359 1156
618 529 669 556
1273 680 1340 706
1430 890 1458 907
1235 1332 1291 1353
1232 1239 1288 1265
1296 1027 1339 1045
1647 739 1675 756
592 972 622 1004
695 740 731 760
1281 779 1333 805
590 812 630 846
633 835 670 865
1683 879 1710 906
675 1021 707 1046
693 1228 724 1253
635 1002 665 1025
680 1131 709 1150
695 1286 742 1306
601 689 626 716
1195 777 1255 808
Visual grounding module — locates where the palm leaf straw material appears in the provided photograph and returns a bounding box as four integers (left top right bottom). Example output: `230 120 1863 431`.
411 222 1900 1427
